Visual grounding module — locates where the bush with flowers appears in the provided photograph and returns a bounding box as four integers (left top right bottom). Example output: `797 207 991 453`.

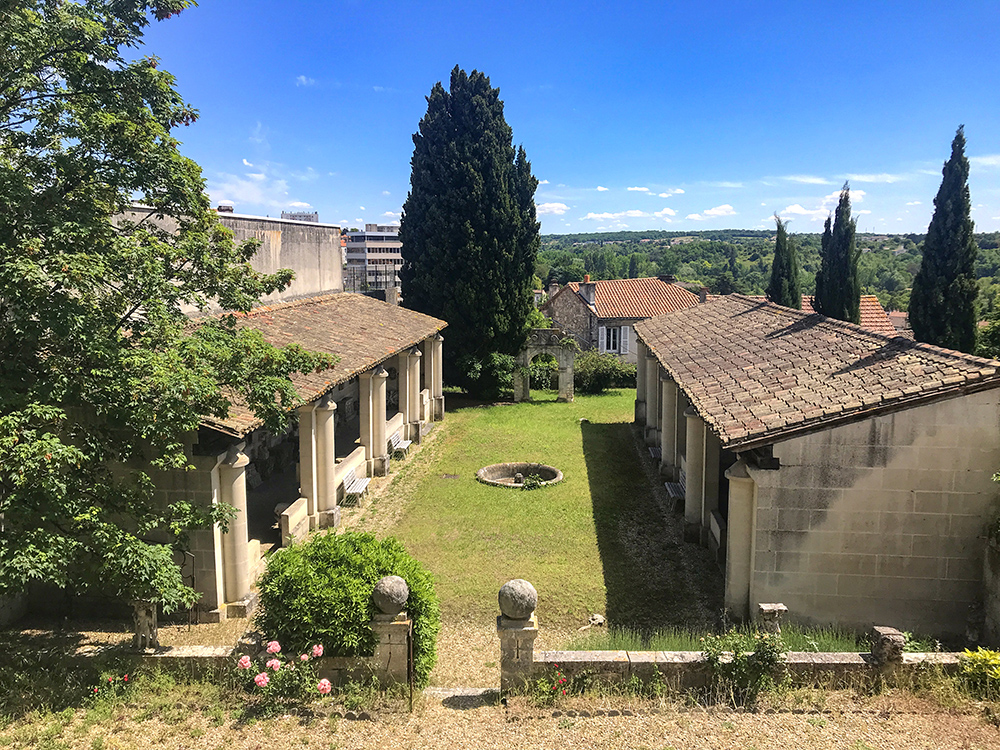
254 531 440 687
235 639 330 702
532 664 577 705
87 672 136 704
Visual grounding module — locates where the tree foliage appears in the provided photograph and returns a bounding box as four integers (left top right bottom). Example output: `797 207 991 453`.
0 1 332 612
813 184 860 324
909 126 979 352
400 66 540 398
765 216 801 308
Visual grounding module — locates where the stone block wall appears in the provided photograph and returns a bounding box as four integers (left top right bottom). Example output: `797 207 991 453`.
543 290 593 348
748 390 1000 636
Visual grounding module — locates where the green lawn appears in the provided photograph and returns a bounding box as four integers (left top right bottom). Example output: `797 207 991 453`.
369 389 723 631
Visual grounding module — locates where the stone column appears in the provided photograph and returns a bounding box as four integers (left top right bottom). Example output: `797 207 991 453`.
674 391 687 470
407 347 422 439
557 350 574 402
684 406 705 541
644 354 660 445
634 339 647 424
397 350 413 438
432 333 445 420
371 575 412 685
314 395 339 529
371 366 390 476
701 429 721 545
659 377 678 479
358 371 375 474
724 459 756 621
220 442 251 604
297 403 318 517
497 579 539 693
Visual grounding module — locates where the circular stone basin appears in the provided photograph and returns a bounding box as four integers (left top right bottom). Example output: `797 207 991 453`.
476 462 563 488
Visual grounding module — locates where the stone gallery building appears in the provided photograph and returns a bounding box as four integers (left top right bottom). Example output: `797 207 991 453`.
151 293 446 620
541 276 699 363
634 294 1000 637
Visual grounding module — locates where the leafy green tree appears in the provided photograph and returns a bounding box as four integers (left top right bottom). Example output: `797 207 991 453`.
0 1 332 614
399 66 540 397
909 126 979 352
813 183 860 324
765 216 801 308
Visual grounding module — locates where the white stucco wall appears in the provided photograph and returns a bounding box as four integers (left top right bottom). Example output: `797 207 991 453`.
746 388 1000 636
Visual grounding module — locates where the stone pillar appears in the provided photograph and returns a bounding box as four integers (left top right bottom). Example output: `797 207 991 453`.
684 406 705 540
644 355 660 445
634 339 647 424
497 579 539 692
870 626 906 668
674 391 687 470
556 352 574 402
359 371 375 474
757 603 788 634
371 366 390 476
432 333 445 420
724 459 756 621
371 575 412 685
659 377 678 478
701 429 721 545
314 395 339 529
220 442 251 604
297 403 318 517
407 347 422 439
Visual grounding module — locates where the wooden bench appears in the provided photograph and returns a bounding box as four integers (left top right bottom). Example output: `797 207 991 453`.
389 430 412 459
343 466 371 505
648 446 662 460
664 481 685 513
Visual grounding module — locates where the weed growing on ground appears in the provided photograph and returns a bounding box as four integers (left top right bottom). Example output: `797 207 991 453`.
958 648 1000 701
701 630 788 708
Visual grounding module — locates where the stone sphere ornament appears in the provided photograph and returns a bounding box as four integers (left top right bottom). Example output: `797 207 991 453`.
372 575 409 615
498 579 537 620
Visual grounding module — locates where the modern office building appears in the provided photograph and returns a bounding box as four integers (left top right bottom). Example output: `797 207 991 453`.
345 223 402 290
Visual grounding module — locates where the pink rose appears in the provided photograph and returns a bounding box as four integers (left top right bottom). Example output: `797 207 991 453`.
237 655 251 670
266 659 281 671
317 678 332 695
312 644 324 658
254 672 269 688
300 653 309 661
266 640 281 654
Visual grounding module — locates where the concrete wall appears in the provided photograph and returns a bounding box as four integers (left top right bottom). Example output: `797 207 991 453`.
746 389 1000 636
986 538 1000 646
219 215 342 303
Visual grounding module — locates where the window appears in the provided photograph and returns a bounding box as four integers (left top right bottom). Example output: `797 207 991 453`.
598 325 630 355
605 326 619 353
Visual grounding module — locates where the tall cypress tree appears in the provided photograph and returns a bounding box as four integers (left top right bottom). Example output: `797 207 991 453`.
909 126 979 352
813 183 860 324
765 215 801 308
399 66 539 397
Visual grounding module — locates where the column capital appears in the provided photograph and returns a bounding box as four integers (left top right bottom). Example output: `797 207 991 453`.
684 405 700 420
222 442 250 469
434 332 444 342
374 366 389 380
725 458 753 483
408 346 423 358
317 393 337 411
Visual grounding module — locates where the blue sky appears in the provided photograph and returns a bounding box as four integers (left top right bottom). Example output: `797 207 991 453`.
142 0 1000 235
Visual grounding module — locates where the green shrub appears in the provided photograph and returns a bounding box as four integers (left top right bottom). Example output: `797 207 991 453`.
528 353 558 389
573 351 637 394
958 647 1000 700
254 532 440 687
520 473 544 491
701 630 787 707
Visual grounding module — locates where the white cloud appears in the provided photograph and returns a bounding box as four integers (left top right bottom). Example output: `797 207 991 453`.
658 188 685 197
686 213 705 221
703 204 736 217
242 158 254 167
218 200 234 207
627 186 650 192
596 186 609 191
359 206 366 211
971 155 1000 168
582 209 649 221
783 175 833 185
287 201 312 209
844 173 905 183
704 181 743 188
536 202 570 215
295 75 316 87
248 122 269 148
339 219 349 225
654 207 677 218
382 211 400 218
539 179 550 185
382 190 391 196
780 204 828 220
821 188 865 207
355 217 364 224
209 170 301 211
761 202 767 206
857 209 872 215
906 200 922 206
246 172 266 181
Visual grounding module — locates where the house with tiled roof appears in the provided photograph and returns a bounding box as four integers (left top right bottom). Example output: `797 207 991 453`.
152 293 447 621
633 294 1000 638
742 294 897 337
540 275 700 363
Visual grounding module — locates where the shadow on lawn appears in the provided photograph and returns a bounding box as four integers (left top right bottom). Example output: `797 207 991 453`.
581 420 724 638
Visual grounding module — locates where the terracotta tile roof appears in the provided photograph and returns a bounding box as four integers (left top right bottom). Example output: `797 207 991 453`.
198 293 446 436
635 294 1000 450
744 295 897 337
564 277 700 319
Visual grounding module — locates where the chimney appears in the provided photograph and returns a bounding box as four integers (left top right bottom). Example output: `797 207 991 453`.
658 274 677 284
216 204 234 213
547 281 560 298
579 275 596 306
699 287 708 303
385 286 400 306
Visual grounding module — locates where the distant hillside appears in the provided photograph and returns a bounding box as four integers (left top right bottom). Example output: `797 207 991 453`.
537 229 1000 315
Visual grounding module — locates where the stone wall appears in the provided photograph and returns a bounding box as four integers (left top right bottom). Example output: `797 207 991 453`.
219 215 343 303
985 537 1000 646
0 593 27 628
544 290 593 348
748 389 1000 636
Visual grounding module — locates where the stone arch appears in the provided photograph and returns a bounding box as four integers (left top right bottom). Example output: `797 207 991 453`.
514 328 576 402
